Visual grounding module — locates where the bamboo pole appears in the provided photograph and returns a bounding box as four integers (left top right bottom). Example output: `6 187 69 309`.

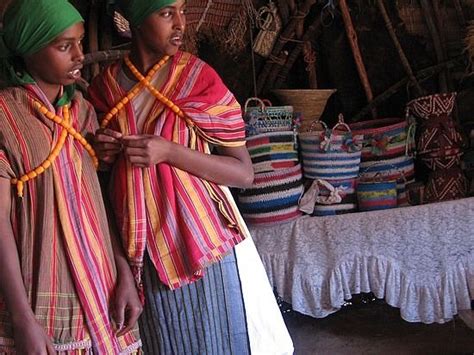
376 0 423 97
338 0 375 117
418 0 448 92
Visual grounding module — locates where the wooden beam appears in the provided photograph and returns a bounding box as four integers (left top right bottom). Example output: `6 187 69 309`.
376 0 423 97
339 0 376 117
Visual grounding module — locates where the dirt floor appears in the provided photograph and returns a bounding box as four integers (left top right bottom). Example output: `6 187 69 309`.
283 297 474 355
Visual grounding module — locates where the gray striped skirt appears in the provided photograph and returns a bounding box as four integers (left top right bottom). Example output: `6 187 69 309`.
139 251 250 354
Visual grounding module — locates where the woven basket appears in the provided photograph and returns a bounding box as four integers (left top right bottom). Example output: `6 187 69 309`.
272 89 336 132
237 164 303 225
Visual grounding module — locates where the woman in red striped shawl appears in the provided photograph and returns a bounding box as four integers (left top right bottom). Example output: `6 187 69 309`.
89 0 294 354
0 0 142 353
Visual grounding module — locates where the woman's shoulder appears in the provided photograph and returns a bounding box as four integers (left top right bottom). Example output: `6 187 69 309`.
0 86 30 114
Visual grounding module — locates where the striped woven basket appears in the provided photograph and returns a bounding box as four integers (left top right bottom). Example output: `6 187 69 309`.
246 131 298 173
357 180 398 211
350 117 416 206
244 98 294 137
312 178 358 216
237 164 303 225
299 116 363 180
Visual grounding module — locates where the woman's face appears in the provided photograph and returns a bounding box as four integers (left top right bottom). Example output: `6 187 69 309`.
135 0 186 57
23 22 85 90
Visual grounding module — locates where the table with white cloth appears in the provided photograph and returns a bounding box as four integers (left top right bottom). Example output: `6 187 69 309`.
249 197 474 324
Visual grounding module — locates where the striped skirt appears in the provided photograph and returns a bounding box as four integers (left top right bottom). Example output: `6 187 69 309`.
139 252 250 354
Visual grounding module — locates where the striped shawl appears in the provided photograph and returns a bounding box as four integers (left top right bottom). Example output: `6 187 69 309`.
0 86 140 354
88 51 248 289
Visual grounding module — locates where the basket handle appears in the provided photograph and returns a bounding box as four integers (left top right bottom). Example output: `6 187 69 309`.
244 97 267 112
261 98 273 107
308 120 328 132
331 113 351 133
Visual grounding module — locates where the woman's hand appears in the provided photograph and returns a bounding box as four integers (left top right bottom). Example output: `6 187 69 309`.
13 317 55 355
111 273 143 337
122 134 171 168
94 128 123 164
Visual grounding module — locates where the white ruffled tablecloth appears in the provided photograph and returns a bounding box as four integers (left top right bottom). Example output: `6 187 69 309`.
249 197 474 324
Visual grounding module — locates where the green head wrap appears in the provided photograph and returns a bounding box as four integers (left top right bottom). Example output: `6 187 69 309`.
118 0 176 28
0 0 83 87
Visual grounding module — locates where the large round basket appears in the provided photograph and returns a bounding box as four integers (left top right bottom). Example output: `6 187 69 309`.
273 89 336 132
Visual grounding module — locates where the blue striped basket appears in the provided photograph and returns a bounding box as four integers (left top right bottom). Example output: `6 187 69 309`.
299 117 363 180
357 180 398 211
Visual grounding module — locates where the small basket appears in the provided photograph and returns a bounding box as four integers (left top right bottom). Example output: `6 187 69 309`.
357 164 405 211
244 98 294 136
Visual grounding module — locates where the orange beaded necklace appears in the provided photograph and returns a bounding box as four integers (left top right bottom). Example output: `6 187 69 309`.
101 56 197 130
100 55 174 129
11 101 99 197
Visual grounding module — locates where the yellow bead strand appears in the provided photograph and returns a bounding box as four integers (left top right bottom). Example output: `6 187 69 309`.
11 102 99 197
100 55 170 129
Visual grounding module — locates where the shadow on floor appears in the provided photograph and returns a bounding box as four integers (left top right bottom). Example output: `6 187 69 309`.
283 297 474 355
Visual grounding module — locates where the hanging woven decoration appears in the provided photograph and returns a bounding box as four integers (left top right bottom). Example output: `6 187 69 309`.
252 0 282 58
406 93 468 203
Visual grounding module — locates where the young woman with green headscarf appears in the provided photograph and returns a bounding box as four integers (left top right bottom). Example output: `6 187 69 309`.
0 0 142 353
89 1 294 354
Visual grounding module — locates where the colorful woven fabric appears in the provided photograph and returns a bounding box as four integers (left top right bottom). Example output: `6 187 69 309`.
246 131 298 173
89 51 249 290
0 86 140 353
237 164 303 225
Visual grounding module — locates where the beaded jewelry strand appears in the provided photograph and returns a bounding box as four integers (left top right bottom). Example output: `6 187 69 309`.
11 101 99 197
123 56 192 125
100 55 171 129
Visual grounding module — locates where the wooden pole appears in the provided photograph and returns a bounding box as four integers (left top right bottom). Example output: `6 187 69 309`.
353 57 462 121
256 0 317 94
453 0 466 27
419 0 448 92
376 0 423 97
338 0 376 117
88 0 100 78
432 0 452 90
273 15 322 89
